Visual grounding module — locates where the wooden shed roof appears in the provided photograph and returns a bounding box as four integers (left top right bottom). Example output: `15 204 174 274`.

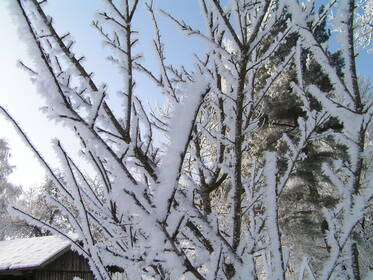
0 236 71 271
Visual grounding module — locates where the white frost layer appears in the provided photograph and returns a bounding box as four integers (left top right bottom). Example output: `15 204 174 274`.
0 236 71 270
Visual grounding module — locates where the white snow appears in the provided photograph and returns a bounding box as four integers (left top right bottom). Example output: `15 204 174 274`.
6 0 372 279
0 235 71 271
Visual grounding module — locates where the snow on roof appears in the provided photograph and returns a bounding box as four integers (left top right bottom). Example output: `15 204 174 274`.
0 235 71 271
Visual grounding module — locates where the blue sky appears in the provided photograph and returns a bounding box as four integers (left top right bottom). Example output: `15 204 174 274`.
0 0 208 188
0 0 371 189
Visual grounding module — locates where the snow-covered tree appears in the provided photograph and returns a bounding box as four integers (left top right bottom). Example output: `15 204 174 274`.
287 0 373 278
354 0 373 53
245 10 344 270
1 0 371 279
0 139 42 239
23 177 72 236
0 139 22 239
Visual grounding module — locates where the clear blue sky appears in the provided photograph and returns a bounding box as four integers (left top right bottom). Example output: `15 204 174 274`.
0 0 371 189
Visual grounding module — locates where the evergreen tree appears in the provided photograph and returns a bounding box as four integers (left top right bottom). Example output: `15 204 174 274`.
252 6 348 270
